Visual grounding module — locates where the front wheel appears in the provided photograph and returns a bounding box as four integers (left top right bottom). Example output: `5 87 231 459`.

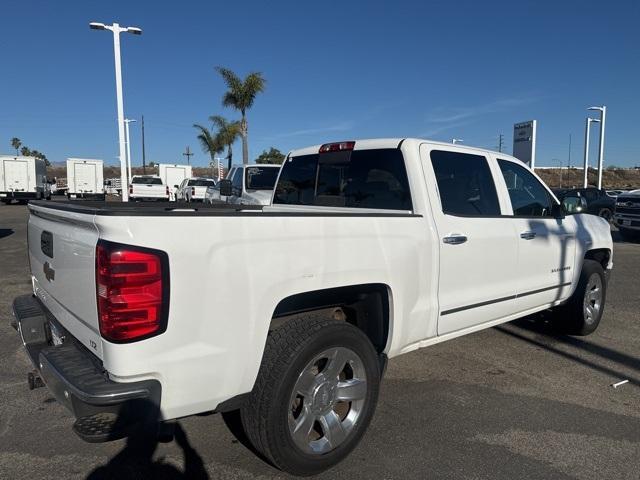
554 259 607 335
239 315 381 476
598 208 613 221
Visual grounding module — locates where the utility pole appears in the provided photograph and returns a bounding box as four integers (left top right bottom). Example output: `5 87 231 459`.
124 118 136 184
583 117 600 188
498 134 504 153
568 134 572 169
141 115 146 174
183 146 194 165
588 105 607 189
89 21 142 202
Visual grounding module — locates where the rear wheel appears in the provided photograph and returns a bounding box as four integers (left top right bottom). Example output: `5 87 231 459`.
553 260 606 335
239 314 381 476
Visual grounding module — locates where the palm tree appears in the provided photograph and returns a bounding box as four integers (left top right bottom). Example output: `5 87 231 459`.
215 67 265 165
10 137 21 156
210 115 241 172
194 123 223 166
194 115 241 174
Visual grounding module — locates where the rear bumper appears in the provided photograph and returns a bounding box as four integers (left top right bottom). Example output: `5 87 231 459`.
0 191 39 199
12 294 161 441
67 193 106 201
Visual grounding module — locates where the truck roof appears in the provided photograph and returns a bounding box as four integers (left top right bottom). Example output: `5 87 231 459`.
288 138 518 160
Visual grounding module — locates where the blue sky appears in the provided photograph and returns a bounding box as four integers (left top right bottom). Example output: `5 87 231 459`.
1 0 639 167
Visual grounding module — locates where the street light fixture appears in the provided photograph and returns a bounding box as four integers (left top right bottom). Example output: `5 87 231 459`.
124 119 137 184
587 105 606 190
89 21 142 201
452 138 463 145
582 117 600 188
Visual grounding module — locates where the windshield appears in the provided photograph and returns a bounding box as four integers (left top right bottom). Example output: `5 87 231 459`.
245 166 279 190
188 179 216 187
132 177 163 185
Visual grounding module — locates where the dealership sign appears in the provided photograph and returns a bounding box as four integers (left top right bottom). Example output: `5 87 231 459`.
513 120 537 168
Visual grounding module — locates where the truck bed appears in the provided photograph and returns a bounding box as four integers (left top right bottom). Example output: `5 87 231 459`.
29 200 417 217
29 200 264 216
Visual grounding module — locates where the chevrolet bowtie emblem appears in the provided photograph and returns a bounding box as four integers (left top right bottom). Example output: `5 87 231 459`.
43 262 55 282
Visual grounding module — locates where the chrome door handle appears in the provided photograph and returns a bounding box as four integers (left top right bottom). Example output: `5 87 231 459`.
443 234 468 245
520 231 537 240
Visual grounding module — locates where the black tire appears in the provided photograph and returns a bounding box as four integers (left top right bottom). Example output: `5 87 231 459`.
239 314 381 476
554 260 607 336
598 208 613 221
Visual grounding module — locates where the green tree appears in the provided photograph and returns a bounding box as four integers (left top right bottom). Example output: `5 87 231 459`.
194 123 223 164
255 147 285 165
20 146 30 156
10 137 22 155
215 67 265 165
210 115 241 172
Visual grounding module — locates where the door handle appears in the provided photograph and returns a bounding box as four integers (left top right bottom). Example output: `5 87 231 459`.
520 231 537 240
443 234 468 245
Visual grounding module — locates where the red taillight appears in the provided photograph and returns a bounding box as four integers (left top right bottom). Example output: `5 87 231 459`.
129 186 133 195
319 141 355 153
96 241 169 343
166 185 170 196
191 187 195 196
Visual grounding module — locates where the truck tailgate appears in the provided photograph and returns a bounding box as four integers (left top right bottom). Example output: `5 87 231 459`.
28 203 103 358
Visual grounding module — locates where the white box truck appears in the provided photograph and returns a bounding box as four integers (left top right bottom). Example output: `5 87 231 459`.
0 156 49 204
66 158 105 200
158 163 192 201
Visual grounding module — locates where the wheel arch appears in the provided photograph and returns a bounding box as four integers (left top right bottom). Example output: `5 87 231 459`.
584 248 611 270
270 283 392 354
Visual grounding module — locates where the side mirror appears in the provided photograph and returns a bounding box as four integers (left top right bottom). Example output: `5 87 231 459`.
562 195 587 215
174 185 179 189
219 179 233 197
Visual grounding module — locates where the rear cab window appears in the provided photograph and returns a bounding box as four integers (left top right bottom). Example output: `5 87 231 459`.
132 176 163 185
430 150 501 216
273 148 412 211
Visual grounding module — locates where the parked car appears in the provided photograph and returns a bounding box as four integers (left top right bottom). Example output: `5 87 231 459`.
175 177 217 202
14 138 612 476
129 175 169 201
206 164 280 205
553 187 615 221
613 190 640 240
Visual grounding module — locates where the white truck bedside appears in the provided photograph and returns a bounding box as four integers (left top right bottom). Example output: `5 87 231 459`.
12 138 613 476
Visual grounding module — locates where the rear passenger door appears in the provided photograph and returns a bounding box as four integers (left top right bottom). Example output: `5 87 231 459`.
420 145 519 335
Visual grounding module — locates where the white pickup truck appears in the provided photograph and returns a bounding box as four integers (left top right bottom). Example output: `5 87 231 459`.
205 164 280 205
12 139 612 476
129 175 169 201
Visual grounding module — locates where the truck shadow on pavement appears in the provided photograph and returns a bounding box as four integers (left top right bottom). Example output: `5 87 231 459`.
496 317 640 385
0 228 14 239
86 419 209 480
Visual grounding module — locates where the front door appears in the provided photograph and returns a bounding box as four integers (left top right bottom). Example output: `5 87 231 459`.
421 145 519 336
493 157 576 310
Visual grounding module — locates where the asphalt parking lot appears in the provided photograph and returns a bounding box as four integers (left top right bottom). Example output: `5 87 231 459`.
0 202 638 480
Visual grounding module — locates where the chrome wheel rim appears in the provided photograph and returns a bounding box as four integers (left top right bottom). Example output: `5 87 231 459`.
583 273 603 325
288 346 367 455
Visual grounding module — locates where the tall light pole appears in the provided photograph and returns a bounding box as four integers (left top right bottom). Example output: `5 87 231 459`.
582 117 600 188
588 105 606 190
124 118 137 184
89 22 142 201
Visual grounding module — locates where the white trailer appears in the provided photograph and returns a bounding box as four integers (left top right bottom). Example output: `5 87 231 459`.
66 158 105 200
0 156 49 204
158 163 192 201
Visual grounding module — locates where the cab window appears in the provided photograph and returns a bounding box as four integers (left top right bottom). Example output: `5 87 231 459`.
430 150 500 216
498 159 554 217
